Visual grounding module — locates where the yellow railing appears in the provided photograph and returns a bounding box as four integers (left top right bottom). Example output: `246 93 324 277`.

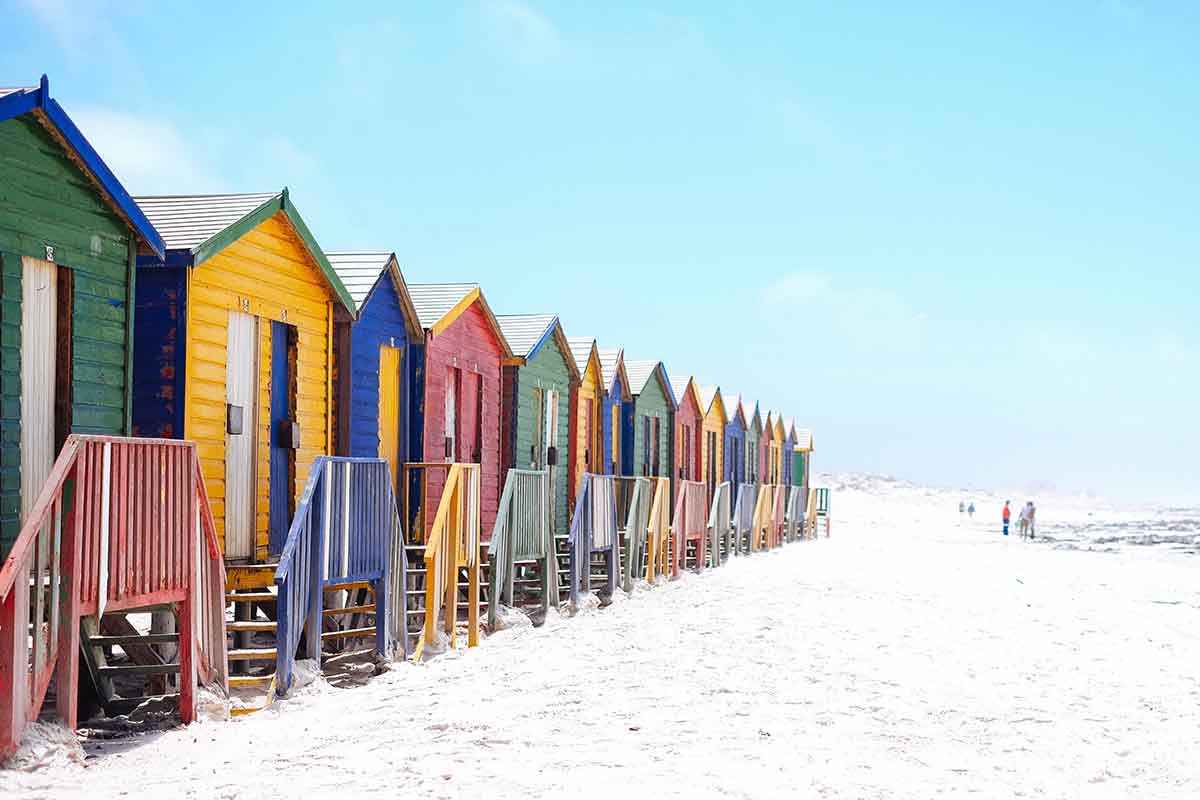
404 462 481 662
644 478 672 582
751 484 774 551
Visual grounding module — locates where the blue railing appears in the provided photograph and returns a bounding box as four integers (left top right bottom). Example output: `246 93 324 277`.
567 474 618 605
274 457 408 694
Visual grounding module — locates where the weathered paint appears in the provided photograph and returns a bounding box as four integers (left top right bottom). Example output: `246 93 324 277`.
699 388 725 506
723 396 747 493
772 417 786 485
0 113 145 555
421 301 504 536
602 367 631 477
568 341 603 499
745 405 762 485
500 326 574 537
671 377 702 485
630 371 672 481
342 273 419 480
782 420 796 487
131 267 187 438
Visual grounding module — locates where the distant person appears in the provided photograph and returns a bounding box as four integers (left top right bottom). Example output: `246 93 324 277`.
967 502 975 519
1019 501 1033 539
959 500 965 515
1027 502 1036 539
1002 501 1011 536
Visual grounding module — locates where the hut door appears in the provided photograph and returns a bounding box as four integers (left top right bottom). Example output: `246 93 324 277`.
378 345 403 490
444 367 457 462
583 397 594 473
225 311 259 561
20 258 57 521
544 390 558 532
268 321 298 556
529 389 544 468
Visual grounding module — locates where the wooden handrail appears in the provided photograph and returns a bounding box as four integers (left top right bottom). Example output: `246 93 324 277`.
0 438 80 599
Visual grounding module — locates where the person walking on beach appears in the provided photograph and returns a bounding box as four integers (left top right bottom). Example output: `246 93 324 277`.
1019 501 1032 539
1026 502 1036 539
1002 501 1011 536
959 500 965 515
967 501 975 520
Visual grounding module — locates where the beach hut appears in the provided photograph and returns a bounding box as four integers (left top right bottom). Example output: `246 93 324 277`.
759 409 776 487
772 414 787 485
745 402 763 486
782 417 797 487
598 346 632 477
132 190 353 563
668 374 703 486
698 386 726 508
622 361 676 480
793 427 814 496
0 78 165 556
407 283 512 536
566 336 604 502
723 394 747 494
497 314 579 537
325 251 423 487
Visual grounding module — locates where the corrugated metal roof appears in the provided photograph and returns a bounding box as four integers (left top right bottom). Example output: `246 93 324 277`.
699 385 719 414
724 393 744 424
623 360 661 395
794 429 813 450
495 314 556 360
565 336 596 375
597 346 623 389
669 374 693 405
407 282 478 330
135 192 279 251
326 251 392 310
0 87 34 99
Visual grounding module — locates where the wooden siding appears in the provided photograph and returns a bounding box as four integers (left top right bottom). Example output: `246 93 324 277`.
503 334 572 535
345 275 415 470
131 266 186 439
183 210 334 558
0 114 134 555
569 349 602 501
601 384 623 476
673 387 702 484
632 379 671 480
421 300 503 536
746 418 762 485
700 395 725 501
724 415 747 491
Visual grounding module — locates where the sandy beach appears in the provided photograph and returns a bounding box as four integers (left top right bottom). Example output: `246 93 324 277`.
4 474 1198 799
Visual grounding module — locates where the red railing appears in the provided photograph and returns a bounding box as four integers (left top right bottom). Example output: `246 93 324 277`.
0 436 225 760
670 480 708 575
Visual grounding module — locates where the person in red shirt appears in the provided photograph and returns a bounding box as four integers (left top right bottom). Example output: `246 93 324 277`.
1002 501 1011 536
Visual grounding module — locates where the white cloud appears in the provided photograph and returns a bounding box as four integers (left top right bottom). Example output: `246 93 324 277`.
72 107 222 194
483 1 561 63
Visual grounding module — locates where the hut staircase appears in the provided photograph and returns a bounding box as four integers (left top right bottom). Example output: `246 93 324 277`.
487 469 556 628
566 474 619 607
707 481 733 567
400 463 482 662
0 436 227 761
670 480 708 576
731 484 757 558
617 477 672 588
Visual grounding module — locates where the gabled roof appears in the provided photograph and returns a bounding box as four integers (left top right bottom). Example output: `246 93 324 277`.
748 401 762 431
408 283 514 359
597 346 631 402
136 189 355 314
326 251 422 339
699 385 725 421
723 393 747 428
624 360 677 407
794 428 814 452
0 76 164 256
565 336 597 376
496 314 580 381
669 374 703 414
783 417 798 444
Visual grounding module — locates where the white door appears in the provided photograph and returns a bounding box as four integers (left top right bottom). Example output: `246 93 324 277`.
444 367 457 462
545 389 558 532
225 311 258 560
20 257 57 521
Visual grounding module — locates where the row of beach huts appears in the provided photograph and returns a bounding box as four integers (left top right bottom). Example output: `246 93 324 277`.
0 77 828 759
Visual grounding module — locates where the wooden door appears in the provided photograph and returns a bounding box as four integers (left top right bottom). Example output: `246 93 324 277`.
225 311 259 561
583 397 594 473
444 366 457 461
268 321 297 556
20 257 57 521
378 344 402 488
545 389 559 533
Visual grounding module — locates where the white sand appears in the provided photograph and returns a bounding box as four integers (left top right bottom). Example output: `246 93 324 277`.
4 474 1198 798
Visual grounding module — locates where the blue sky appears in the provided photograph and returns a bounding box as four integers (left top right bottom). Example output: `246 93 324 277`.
4 1 1198 501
